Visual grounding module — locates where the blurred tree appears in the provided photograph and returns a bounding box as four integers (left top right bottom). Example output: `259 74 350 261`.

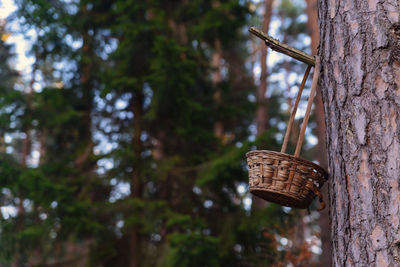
0 18 24 265
0 0 327 266
3 0 114 265
256 0 274 136
304 0 331 265
0 20 20 152
252 0 274 209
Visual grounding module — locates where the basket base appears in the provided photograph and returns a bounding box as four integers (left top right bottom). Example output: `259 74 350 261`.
246 150 328 209
250 188 312 209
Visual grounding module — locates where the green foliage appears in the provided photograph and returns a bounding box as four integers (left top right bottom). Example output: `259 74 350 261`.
165 232 219 267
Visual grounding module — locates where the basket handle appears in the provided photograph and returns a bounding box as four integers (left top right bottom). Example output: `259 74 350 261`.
280 65 312 154
294 56 321 157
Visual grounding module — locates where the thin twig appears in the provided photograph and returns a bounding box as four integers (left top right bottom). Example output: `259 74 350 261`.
281 65 312 154
294 56 320 157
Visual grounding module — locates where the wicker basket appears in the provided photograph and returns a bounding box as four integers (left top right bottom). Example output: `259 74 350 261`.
247 57 328 210
247 150 328 209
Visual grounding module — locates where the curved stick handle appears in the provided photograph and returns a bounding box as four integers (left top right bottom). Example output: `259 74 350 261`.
281 65 312 154
294 56 321 157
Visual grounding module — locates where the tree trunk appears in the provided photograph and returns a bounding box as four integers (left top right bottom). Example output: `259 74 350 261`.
76 18 94 172
252 0 275 209
306 0 327 168
305 0 331 265
256 0 274 135
318 0 400 265
212 38 224 139
130 88 144 267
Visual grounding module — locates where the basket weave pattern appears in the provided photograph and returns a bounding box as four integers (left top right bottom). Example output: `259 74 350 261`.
246 150 328 209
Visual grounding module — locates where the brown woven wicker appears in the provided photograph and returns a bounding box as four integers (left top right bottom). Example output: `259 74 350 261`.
246 150 328 209
246 55 328 210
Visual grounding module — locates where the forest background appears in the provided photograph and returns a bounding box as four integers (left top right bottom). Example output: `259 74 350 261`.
0 0 330 266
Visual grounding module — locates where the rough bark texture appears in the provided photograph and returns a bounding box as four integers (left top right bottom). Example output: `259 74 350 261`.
305 0 331 265
318 0 400 266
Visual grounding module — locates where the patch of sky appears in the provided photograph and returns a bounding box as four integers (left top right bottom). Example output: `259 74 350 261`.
151 233 161 242
39 212 48 220
192 39 198 49
62 0 79 15
97 31 118 60
282 206 291 213
97 158 114 176
237 183 247 195
109 181 130 202
4 134 12 143
248 93 256 102
65 34 82 50
234 244 242 253
248 123 257 136
22 199 33 212
281 102 289 112
116 220 124 229
275 132 283 142
204 200 213 208
115 99 128 110
50 201 58 209
143 83 153 109
94 93 106 110
243 197 252 211
277 121 286 131
193 186 202 195
248 123 257 142
1 205 17 219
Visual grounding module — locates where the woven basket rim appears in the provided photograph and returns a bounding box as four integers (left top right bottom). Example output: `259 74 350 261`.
246 149 328 181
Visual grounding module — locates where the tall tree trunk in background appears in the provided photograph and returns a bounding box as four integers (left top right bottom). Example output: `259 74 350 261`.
318 0 400 265
305 0 331 266
130 89 144 267
13 125 30 267
212 39 224 139
0 134 5 153
256 0 274 135
305 0 326 167
76 17 94 172
253 0 274 209
39 132 47 164
211 0 224 139
13 66 36 267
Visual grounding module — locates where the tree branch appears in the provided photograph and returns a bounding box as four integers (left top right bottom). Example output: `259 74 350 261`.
249 26 315 66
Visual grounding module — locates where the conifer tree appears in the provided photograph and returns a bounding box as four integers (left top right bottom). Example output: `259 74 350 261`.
0 1 327 266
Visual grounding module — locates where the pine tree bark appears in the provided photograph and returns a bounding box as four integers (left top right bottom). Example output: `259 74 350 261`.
318 0 400 265
305 0 331 265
